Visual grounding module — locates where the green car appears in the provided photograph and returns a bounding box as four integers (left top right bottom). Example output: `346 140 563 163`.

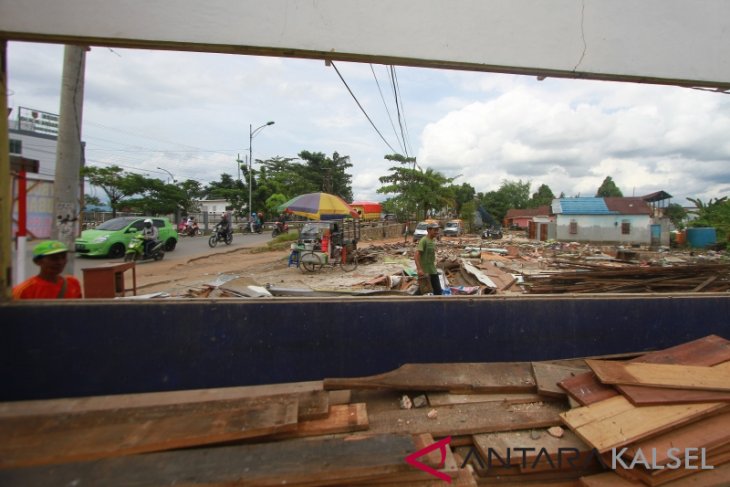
75 216 178 258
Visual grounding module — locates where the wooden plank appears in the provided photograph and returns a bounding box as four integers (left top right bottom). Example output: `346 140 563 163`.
367 400 567 437
623 410 730 466
0 434 429 487
0 381 328 420
0 395 299 469
560 395 728 453
473 428 591 468
268 403 369 440
579 471 643 486
613 451 730 486
427 392 548 406
323 362 536 393
559 335 730 406
618 383 730 406
532 362 590 398
586 360 730 392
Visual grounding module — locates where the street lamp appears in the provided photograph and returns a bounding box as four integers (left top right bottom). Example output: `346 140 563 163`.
248 121 275 222
157 166 176 184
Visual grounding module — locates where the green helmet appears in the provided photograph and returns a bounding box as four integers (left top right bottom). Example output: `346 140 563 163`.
32 240 69 261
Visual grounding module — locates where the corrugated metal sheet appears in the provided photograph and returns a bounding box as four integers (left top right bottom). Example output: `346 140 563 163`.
605 197 652 215
554 198 614 215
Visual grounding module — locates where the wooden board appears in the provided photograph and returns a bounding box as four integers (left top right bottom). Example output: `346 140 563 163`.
613 450 730 486
473 428 591 467
559 335 730 406
618 383 730 406
427 392 548 406
323 362 536 393
0 395 299 469
586 360 730 392
560 395 728 453
0 381 329 420
623 410 730 466
268 403 369 440
0 434 432 487
367 400 566 437
532 362 590 397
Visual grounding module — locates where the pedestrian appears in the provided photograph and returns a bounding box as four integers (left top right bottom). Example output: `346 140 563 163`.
403 221 410 243
12 240 83 300
414 222 442 295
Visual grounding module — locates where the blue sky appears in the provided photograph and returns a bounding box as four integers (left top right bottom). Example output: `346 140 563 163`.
7 41 730 206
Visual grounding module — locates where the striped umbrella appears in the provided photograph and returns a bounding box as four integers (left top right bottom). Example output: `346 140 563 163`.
278 192 359 220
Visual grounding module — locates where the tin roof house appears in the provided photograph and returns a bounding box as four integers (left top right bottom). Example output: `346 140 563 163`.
551 197 658 245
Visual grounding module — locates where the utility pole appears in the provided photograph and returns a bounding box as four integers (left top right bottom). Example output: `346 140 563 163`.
52 45 87 275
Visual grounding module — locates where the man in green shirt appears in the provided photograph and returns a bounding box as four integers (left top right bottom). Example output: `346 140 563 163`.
415 222 442 295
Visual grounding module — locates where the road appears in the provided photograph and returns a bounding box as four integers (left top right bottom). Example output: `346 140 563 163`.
14 231 273 285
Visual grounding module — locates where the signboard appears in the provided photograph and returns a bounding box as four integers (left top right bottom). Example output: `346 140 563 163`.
17 107 59 137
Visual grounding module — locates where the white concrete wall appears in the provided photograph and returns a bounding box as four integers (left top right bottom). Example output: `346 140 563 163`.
1 0 729 88
555 214 651 244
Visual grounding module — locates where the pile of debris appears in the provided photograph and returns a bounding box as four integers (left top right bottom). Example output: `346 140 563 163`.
2 335 726 485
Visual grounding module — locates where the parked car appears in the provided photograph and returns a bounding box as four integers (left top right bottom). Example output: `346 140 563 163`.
443 219 464 237
75 216 178 258
412 220 441 243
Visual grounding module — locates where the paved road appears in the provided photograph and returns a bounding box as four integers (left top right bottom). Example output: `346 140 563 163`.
14 231 273 285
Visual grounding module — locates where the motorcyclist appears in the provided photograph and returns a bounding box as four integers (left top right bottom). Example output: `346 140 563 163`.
142 218 159 258
250 212 260 233
218 213 232 238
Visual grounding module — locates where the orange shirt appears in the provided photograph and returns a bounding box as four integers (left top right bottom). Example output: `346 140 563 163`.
12 275 83 300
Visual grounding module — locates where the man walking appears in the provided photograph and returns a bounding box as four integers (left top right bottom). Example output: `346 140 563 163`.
414 222 442 295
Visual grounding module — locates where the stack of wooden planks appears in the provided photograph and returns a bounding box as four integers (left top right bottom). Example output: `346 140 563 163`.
523 263 730 294
1 336 728 485
559 334 730 486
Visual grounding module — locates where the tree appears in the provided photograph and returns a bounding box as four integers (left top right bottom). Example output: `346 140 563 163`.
479 179 531 223
596 176 623 197
377 154 454 220
297 151 354 201
450 183 476 215
664 203 688 230
529 184 555 208
81 165 128 217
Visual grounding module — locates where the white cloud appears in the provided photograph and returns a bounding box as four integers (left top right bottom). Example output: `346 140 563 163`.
7 42 730 206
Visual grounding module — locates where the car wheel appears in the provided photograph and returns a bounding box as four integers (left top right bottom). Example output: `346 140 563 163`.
165 238 177 251
108 243 126 258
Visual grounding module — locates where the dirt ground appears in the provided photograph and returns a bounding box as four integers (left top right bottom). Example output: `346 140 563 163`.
133 236 413 297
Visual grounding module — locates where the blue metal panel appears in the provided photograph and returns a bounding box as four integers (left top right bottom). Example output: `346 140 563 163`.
556 198 614 215
1 296 729 401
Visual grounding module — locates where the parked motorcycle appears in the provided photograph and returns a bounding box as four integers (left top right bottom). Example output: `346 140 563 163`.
481 226 503 240
124 233 165 262
208 224 233 248
240 221 263 234
272 221 289 237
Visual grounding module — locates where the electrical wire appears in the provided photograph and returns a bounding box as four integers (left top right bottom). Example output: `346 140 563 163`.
391 66 415 157
330 61 399 154
370 64 405 155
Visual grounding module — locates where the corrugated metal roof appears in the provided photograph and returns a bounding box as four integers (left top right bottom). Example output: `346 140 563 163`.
604 197 652 215
554 198 614 215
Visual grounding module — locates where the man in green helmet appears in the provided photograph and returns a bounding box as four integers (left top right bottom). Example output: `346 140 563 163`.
12 240 83 300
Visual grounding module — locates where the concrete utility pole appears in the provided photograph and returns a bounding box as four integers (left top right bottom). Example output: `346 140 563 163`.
0 42 11 299
52 45 87 275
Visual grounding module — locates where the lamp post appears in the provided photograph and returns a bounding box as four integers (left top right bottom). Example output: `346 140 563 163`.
157 166 176 184
248 121 275 223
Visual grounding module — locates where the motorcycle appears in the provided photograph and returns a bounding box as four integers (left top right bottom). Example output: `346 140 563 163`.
481 226 503 240
272 221 289 237
180 222 201 237
208 224 233 248
241 221 263 234
124 233 165 262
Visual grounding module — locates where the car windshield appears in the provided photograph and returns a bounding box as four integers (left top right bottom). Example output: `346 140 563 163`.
96 217 136 231
416 223 428 230
445 222 457 228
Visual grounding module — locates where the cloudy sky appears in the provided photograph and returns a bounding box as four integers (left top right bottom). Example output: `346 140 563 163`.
7 41 730 206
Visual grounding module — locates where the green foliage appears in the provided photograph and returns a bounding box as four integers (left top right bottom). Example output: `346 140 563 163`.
83 194 103 210
478 179 531 222
665 203 688 230
265 193 289 219
377 154 454 220
459 200 477 232
450 183 476 214
596 176 623 197
529 184 555 208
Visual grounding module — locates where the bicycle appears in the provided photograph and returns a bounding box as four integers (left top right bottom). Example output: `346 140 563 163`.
299 242 358 273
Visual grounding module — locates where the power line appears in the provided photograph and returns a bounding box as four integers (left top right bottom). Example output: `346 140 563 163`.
370 64 405 155
330 61 399 154
391 66 415 157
